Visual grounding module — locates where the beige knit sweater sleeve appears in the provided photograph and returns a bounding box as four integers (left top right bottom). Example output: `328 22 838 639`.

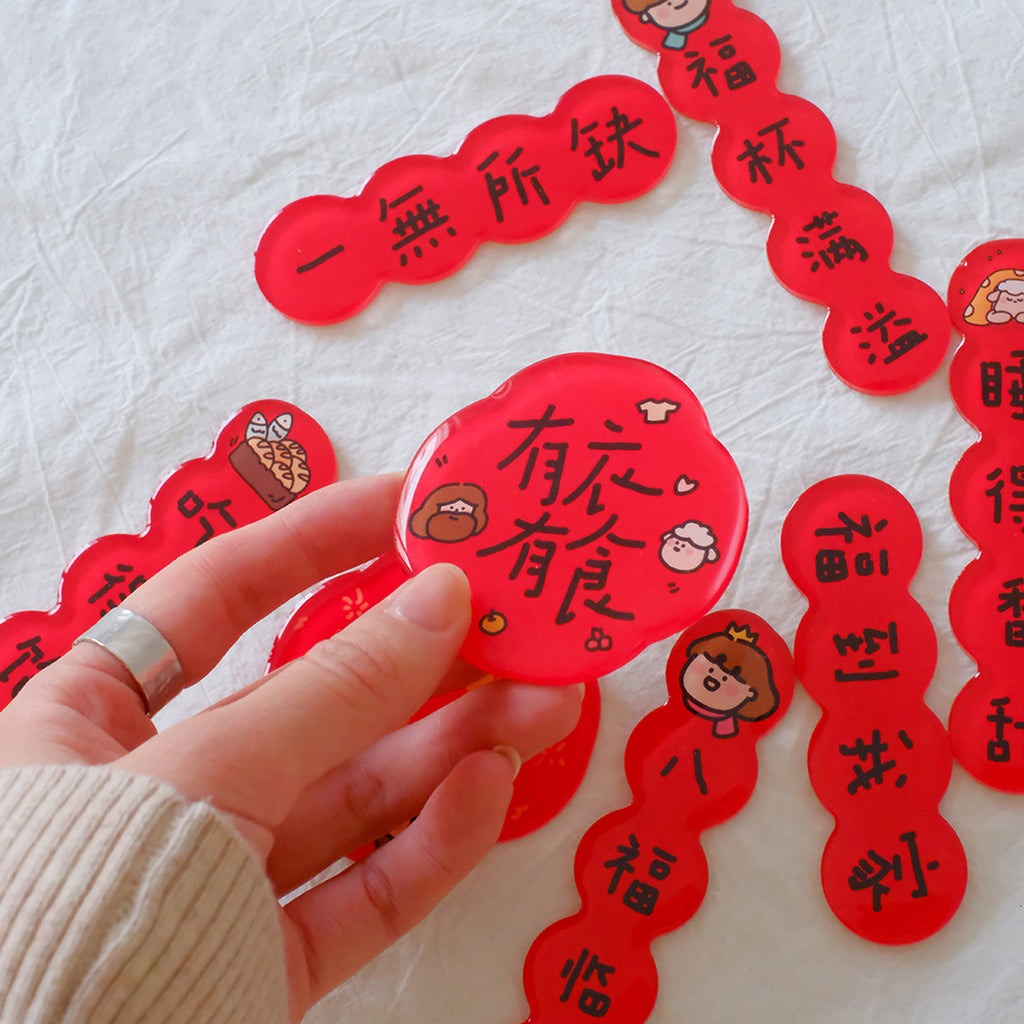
0 764 290 1024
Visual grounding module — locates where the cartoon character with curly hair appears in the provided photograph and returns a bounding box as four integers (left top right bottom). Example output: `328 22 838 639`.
408 483 489 543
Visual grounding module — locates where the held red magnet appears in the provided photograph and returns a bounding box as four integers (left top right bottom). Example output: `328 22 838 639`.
519 609 793 1024
782 474 967 944
0 402 337 712
946 238 1024 790
395 352 748 685
611 0 951 395
267 551 602 844
255 75 677 324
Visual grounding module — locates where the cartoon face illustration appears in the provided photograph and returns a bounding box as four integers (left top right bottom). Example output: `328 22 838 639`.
987 279 1024 324
622 0 711 49
658 521 719 573
408 483 489 543
678 623 779 737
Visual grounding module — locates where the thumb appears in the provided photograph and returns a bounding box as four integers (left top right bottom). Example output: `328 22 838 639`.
123 563 473 827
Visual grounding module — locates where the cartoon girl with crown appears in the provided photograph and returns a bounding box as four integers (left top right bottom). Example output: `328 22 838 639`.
677 621 779 737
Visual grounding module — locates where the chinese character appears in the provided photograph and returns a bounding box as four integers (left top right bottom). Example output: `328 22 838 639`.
479 412 658 621
736 117 805 184
848 831 939 912
178 491 238 547
839 728 914 792
815 512 888 544
832 622 900 682
571 109 662 182
796 212 869 272
560 948 615 1017
379 186 458 267
476 147 550 224
557 548 636 625
985 698 1024 761
850 302 928 365
0 636 56 697
476 513 568 598
979 352 1024 418
985 466 1024 529
88 564 146 615
998 577 1024 619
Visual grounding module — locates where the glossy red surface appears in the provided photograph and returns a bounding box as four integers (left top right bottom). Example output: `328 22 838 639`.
946 239 1024 791
395 352 748 684
255 76 677 324
782 474 967 943
611 0 951 395
0 401 337 711
519 609 793 1024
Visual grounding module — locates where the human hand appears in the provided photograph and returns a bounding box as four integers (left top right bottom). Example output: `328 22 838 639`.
0 473 582 1020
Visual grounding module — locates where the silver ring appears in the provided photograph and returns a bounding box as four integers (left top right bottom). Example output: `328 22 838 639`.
73 607 183 715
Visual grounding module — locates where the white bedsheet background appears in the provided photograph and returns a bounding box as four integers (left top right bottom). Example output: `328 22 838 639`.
2 1 1023 1021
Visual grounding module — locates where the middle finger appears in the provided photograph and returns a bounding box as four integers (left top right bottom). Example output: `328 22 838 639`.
267 678 584 895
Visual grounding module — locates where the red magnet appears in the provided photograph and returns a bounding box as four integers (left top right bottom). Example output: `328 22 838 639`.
267 551 601 844
0 401 337 712
946 238 1024 790
519 609 793 1024
255 75 677 324
395 352 747 685
611 0 951 395
781 475 967 944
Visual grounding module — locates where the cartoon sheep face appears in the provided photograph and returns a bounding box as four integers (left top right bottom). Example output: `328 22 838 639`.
987 279 1024 324
658 521 719 573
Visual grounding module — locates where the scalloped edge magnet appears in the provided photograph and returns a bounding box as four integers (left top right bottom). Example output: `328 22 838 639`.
255 76 677 324
782 474 966 944
611 0 951 395
946 239 1024 791
518 609 793 1024
395 352 748 685
0 401 337 712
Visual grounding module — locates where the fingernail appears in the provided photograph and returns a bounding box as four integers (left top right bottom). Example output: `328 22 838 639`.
386 563 469 632
492 744 522 778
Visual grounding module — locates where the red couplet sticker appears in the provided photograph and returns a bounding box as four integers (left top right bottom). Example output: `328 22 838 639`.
255 75 677 325
610 0 951 395
267 551 601 844
0 402 337 713
519 609 793 1024
395 352 748 685
781 475 967 944
946 238 1024 790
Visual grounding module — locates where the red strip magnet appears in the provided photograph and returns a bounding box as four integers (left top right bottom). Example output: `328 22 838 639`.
518 609 793 1024
946 238 1024 790
0 401 337 712
781 474 967 944
611 0 951 395
255 75 677 325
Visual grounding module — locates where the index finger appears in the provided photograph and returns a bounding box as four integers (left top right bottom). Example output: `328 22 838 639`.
51 473 403 696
